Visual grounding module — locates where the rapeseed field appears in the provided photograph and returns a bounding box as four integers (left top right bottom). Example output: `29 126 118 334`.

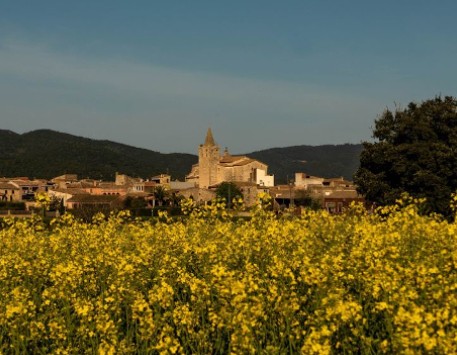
0 197 456 354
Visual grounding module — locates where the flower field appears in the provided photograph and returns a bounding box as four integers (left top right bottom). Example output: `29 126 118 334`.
1 199 457 354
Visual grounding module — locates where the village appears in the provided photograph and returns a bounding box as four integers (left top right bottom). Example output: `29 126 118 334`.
0 129 364 217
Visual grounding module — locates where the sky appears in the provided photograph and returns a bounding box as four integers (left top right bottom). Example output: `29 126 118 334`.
0 1 456 154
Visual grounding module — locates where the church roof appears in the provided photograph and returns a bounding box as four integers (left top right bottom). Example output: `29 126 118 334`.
232 159 257 166
204 128 216 146
219 154 260 167
219 155 244 163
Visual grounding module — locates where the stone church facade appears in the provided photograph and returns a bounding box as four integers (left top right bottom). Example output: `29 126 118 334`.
186 129 274 189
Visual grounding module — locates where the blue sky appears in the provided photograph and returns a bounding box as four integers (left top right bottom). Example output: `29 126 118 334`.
1 1 456 153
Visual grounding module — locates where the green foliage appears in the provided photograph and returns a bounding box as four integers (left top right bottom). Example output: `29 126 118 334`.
123 196 148 217
354 96 457 217
123 196 147 210
215 182 242 208
68 205 115 223
153 186 169 206
151 205 182 216
293 190 322 210
48 197 65 214
0 202 26 211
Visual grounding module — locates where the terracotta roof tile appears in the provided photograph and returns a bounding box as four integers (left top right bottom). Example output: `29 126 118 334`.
50 188 89 195
10 180 43 186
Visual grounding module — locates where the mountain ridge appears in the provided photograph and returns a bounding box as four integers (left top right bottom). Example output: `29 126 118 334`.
0 129 362 182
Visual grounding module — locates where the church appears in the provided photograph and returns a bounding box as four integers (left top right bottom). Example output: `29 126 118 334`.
186 129 274 189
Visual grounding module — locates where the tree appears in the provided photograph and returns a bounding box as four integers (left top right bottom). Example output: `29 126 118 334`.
70 204 113 223
35 192 51 217
169 192 183 207
354 96 457 216
293 190 322 210
123 196 147 209
215 182 243 208
153 186 169 206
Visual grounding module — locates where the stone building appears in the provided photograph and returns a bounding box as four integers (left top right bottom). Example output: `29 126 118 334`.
186 129 274 188
66 194 122 210
0 181 21 202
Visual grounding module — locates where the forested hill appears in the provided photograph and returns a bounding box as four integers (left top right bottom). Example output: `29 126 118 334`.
247 144 363 183
0 129 197 180
0 129 362 181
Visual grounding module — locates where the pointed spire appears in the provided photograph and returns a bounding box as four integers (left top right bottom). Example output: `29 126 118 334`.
204 128 216 146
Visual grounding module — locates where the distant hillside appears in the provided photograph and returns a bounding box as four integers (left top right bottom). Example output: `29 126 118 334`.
0 129 362 181
0 129 197 180
247 144 363 183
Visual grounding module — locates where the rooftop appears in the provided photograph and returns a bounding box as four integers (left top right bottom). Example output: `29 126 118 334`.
67 195 121 203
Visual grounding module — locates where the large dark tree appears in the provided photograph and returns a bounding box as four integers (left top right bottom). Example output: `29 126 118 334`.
354 96 457 216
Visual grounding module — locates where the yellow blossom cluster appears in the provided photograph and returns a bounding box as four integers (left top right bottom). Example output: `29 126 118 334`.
0 198 456 354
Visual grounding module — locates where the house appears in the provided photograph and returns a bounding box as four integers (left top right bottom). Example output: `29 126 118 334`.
0 182 21 202
90 182 128 196
131 181 157 194
150 174 171 187
270 173 364 212
319 190 365 213
295 173 325 189
170 181 195 191
48 187 89 208
115 173 142 186
66 194 122 210
269 184 297 209
178 187 216 204
8 179 52 200
51 174 79 188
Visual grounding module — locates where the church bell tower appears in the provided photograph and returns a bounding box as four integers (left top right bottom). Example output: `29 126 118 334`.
198 128 220 188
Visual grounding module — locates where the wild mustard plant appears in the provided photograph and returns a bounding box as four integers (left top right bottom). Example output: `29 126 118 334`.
0 196 456 353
